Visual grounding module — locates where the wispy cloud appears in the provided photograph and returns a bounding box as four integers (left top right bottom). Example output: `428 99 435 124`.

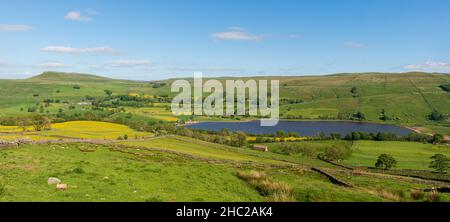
0 24 35 32
38 62 70 69
211 27 262 41
404 61 450 70
41 46 120 55
65 11 92 22
344 41 365 48
167 67 245 72
91 60 151 70
110 60 151 68
0 60 7 66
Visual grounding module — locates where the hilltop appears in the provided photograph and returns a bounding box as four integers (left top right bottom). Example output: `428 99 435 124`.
26 72 114 82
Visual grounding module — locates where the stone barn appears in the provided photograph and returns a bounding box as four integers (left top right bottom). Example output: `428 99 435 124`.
252 145 268 152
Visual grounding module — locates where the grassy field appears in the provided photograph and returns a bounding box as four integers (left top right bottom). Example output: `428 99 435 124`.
346 141 450 170
119 136 287 165
0 72 449 202
264 140 450 171
0 143 263 202
1 139 448 202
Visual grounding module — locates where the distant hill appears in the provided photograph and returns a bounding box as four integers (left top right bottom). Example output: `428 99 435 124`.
0 71 448 135
26 71 114 82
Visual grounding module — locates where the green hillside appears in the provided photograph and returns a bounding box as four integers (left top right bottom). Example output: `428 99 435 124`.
0 71 449 134
26 72 114 82
1 137 448 202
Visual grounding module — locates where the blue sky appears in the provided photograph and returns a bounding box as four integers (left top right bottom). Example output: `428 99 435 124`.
0 0 449 80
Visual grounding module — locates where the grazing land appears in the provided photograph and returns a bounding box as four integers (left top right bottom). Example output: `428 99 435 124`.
0 72 449 202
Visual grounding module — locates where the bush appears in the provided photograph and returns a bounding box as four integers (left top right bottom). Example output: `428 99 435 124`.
71 167 85 174
425 191 440 202
318 145 352 162
439 83 450 92
429 110 446 121
410 189 424 200
27 107 37 112
236 171 295 202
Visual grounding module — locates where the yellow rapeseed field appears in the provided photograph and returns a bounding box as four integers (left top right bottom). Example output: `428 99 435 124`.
0 121 152 141
42 121 152 139
0 125 34 133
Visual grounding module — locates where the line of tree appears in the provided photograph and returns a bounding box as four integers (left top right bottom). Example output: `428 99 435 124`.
375 153 449 174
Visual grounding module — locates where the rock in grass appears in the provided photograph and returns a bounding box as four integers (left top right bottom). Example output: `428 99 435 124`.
47 177 61 185
56 184 67 191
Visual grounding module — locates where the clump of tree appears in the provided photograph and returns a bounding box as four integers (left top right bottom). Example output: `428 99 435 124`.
230 131 247 147
330 132 341 140
379 109 391 121
337 111 366 121
429 110 446 121
104 89 113 96
117 134 129 140
375 154 397 170
274 143 316 158
27 107 37 112
275 130 300 140
73 85 81 89
429 154 449 173
350 86 358 97
31 115 52 131
439 83 450 92
318 145 352 162
431 134 444 144
152 82 167 88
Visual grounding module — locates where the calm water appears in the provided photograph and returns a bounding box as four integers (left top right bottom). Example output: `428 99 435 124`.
187 120 413 137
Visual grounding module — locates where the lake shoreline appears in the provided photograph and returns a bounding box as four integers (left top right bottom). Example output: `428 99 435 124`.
187 120 415 137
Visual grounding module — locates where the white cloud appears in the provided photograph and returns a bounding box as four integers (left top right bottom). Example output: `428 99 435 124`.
404 61 450 70
65 11 92 22
0 24 34 32
41 46 120 55
211 28 262 41
38 62 69 68
344 41 365 48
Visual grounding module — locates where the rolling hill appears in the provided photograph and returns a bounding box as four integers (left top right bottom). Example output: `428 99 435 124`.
0 71 449 135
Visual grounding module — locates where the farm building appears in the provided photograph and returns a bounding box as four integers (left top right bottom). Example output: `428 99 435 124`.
252 145 268 152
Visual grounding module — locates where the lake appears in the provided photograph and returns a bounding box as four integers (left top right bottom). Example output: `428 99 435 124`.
186 120 414 136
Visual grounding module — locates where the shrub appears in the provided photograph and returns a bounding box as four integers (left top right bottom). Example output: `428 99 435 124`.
439 83 450 92
27 107 37 112
425 191 440 202
429 110 446 121
318 145 352 162
72 167 85 174
410 189 424 200
236 171 295 202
